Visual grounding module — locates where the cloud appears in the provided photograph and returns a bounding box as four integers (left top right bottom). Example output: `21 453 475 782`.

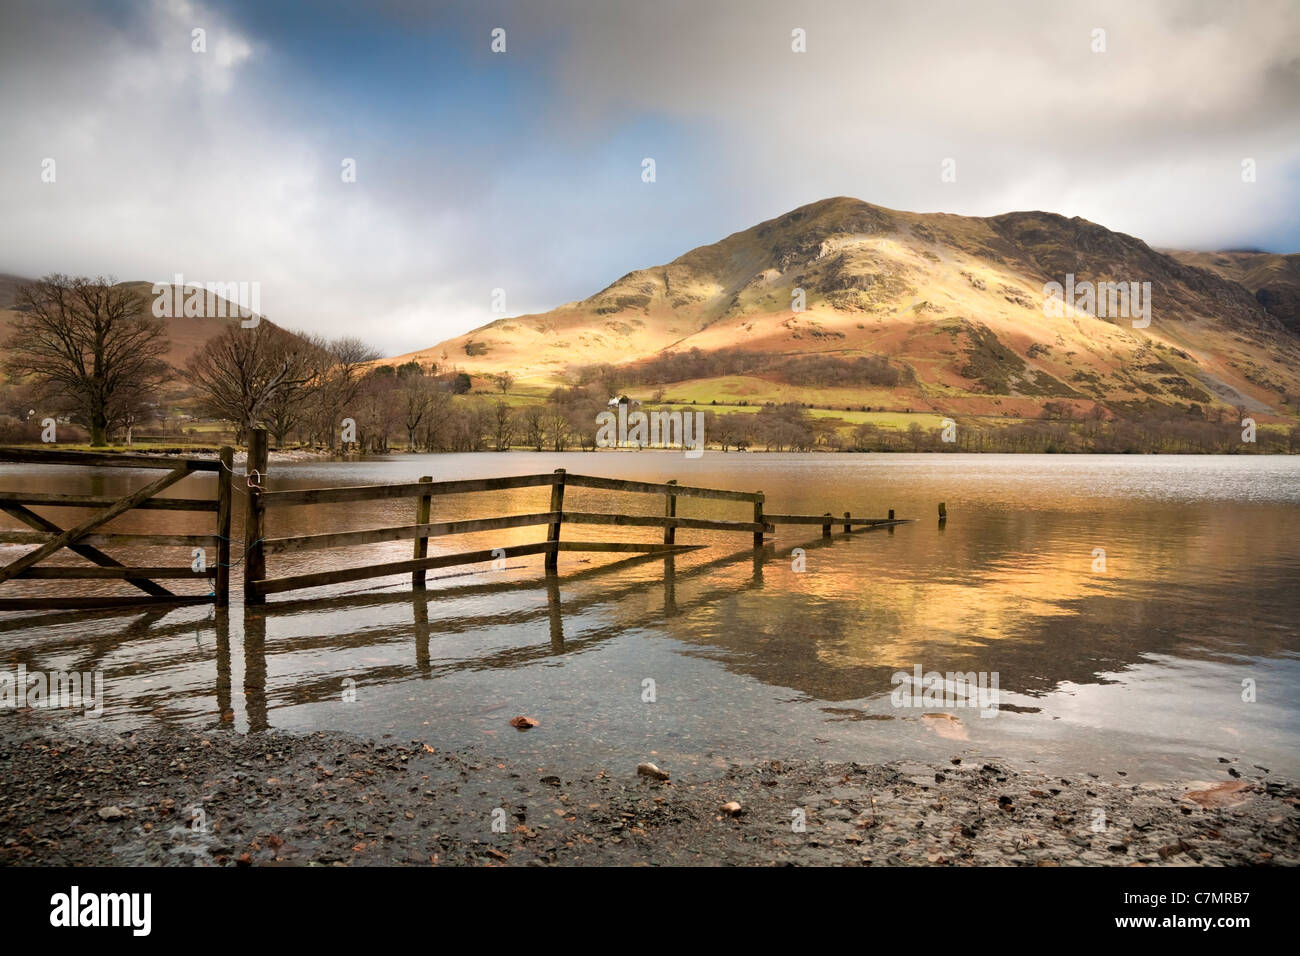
549 0 1300 246
0 0 486 354
0 0 1296 357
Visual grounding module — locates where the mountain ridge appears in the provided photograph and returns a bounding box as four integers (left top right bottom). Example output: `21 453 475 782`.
4 198 1296 423
391 197 1300 421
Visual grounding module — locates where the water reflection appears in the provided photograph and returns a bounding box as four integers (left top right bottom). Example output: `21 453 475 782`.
1 455 1297 782
240 542 773 729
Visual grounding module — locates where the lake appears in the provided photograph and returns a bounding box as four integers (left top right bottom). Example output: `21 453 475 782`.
1 452 1297 784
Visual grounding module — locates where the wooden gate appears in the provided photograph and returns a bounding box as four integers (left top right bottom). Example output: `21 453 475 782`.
0 447 234 610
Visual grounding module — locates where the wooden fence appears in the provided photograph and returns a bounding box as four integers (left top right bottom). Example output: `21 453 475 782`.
241 429 907 604
0 430 909 610
0 446 233 611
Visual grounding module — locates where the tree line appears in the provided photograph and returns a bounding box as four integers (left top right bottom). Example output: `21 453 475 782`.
1 275 1295 454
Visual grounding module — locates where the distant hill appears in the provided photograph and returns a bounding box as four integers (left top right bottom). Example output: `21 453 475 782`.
1162 250 1300 335
391 198 1300 420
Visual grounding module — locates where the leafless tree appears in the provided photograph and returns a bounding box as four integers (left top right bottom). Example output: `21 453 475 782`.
187 322 317 442
491 401 516 451
303 334 383 449
543 404 573 451
262 329 333 445
519 404 546 451
3 275 171 445
396 365 438 449
354 369 400 452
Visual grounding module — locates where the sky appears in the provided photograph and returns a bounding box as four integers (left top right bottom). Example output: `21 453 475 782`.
1 0 1298 356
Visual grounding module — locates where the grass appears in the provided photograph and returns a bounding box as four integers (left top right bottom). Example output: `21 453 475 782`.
633 374 908 409
641 403 948 430
495 373 955 432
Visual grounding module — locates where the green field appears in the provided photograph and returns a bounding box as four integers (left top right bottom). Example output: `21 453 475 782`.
645 403 949 431
631 374 907 410
491 373 953 432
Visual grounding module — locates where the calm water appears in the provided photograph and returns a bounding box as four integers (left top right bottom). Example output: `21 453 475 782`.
1 453 1297 784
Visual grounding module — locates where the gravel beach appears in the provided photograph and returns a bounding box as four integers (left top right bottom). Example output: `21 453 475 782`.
1 724 1295 867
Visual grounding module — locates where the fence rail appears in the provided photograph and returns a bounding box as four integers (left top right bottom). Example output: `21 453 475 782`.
0 493 218 512
259 472 557 506
0 448 222 471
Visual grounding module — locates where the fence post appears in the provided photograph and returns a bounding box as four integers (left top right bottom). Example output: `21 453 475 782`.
546 572 564 649
822 512 832 538
545 468 566 571
243 428 268 605
664 554 677 616
843 511 851 534
215 445 233 606
753 491 764 547
412 475 432 586
664 479 677 545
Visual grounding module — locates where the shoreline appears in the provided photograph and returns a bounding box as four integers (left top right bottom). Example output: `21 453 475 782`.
1 443 1297 460
2 724 1295 866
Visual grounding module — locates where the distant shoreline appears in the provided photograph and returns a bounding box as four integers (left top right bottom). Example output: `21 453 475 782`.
1 443 1297 460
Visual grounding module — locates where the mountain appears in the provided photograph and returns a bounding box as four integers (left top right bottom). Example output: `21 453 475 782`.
1162 250 1300 335
392 198 1300 420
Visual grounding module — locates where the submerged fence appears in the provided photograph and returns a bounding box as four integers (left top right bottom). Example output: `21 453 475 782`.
241 430 907 603
0 428 909 609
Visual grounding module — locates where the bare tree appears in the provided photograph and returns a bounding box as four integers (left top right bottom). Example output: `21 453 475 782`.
419 385 452 451
392 371 426 449
304 334 383 449
491 401 516 451
354 369 400 452
520 404 546 451
263 330 332 445
543 404 573 451
113 379 161 446
448 399 493 451
494 371 515 395
3 275 171 445
187 322 316 442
